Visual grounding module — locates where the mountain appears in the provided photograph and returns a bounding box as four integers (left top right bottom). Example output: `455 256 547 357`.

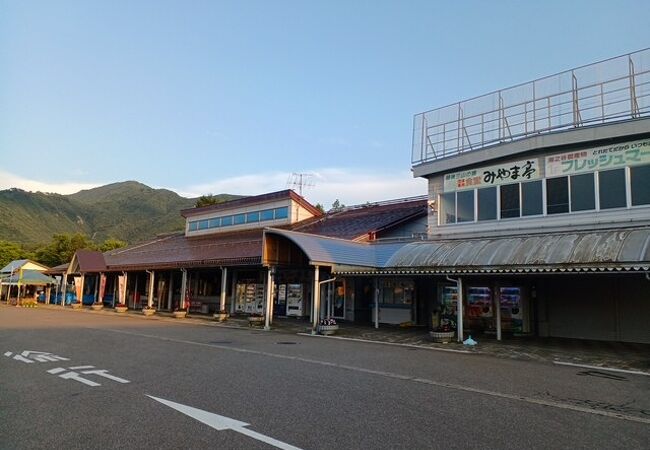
0 181 239 246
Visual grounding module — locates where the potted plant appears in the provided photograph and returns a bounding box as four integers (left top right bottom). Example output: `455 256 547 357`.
142 305 156 316
213 309 229 322
173 307 188 319
115 303 128 313
91 301 104 311
317 318 339 335
248 313 264 327
430 321 455 343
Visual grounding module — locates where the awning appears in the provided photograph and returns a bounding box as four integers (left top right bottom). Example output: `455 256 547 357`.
336 227 650 275
0 270 57 286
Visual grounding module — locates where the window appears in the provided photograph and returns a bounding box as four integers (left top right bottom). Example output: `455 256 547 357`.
198 220 209 230
233 214 246 225
260 209 274 221
221 215 233 226
521 180 543 216
631 164 650 206
246 211 260 223
570 173 595 212
440 192 456 224
546 177 569 214
188 222 198 231
599 169 626 209
274 206 289 219
500 183 520 218
456 190 474 223
208 218 221 228
478 186 497 221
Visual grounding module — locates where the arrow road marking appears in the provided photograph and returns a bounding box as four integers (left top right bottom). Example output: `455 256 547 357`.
147 395 304 450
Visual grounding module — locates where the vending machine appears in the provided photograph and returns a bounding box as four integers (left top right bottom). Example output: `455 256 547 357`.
286 284 303 317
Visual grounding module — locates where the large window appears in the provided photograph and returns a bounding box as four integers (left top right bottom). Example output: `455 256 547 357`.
631 164 650 206
500 184 520 219
478 187 497 221
599 169 626 209
570 173 595 212
456 190 475 223
188 206 291 232
521 180 543 216
546 177 569 214
440 192 456 225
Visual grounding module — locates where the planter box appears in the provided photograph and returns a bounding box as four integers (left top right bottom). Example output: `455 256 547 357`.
142 308 156 316
71 303 82 310
248 316 265 327
173 311 187 319
91 304 104 311
115 306 128 313
430 331 455 343
318 324 339 336
213 313 229 322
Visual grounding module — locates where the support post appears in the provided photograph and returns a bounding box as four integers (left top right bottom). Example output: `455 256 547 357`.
457 277 464 343
93 274 99 303
264 267 274 330
496 289 502 341
45 286 51 305
146 270 155 308
374 278 379 329
79 274 85 305
311 266 320 334
167 273 173 310
180 269 187 310
220 267 227 313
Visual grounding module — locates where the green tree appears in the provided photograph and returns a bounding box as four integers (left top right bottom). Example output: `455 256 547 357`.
0 240 28 269
34 233 96 267
331 199 345 211
314 203 325 214
98 238 128 252
195 194 224 208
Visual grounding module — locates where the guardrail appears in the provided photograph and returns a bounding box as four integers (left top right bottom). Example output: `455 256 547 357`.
412 48 650 166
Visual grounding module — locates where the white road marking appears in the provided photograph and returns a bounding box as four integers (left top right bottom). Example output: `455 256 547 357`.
80 369 130 384
47 367 66 374
148 395 303 450
69 365 95 370
553 361 650 377
59 371 101 387
4 352 12 357
104 328 650 425
5 350 70 363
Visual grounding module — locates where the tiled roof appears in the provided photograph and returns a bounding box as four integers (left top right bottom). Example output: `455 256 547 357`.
181 189 323 218
74 250 107 273
104 230 263 270
292 197 427 241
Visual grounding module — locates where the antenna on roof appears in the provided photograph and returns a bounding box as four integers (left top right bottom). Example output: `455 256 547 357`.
286 173 315 196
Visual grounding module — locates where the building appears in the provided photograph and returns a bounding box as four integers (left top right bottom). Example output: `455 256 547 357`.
398 48 650 343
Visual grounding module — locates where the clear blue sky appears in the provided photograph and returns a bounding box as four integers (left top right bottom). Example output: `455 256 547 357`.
1 0 648 206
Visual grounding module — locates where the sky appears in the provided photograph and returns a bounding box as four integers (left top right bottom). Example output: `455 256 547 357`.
1 0 648 207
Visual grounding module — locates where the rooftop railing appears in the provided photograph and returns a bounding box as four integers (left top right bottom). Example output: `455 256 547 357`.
412 48 650 166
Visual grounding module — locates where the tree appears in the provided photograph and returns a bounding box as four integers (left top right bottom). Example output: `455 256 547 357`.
195 194 224 208
0 240 29 269
315 203 325 214
34 233 96 267
331 199 345 212
98 238 128 252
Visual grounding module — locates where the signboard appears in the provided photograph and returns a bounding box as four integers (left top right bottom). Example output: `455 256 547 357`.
545 139 650 177
444 159 540 192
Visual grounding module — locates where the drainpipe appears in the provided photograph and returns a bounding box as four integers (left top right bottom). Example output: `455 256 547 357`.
446 275 464 343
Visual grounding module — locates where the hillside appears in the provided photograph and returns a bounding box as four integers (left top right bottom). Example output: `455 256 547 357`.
0 181 239 246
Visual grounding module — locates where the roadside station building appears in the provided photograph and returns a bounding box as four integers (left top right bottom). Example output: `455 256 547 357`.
398 48 650 343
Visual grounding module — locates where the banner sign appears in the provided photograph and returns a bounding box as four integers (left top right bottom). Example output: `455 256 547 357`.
74 276 83 303
117 275 127 304
546 139 650 177
98 274 106 302
444 159 540 192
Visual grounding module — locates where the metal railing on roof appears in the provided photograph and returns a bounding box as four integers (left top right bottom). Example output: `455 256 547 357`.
412 48 650 166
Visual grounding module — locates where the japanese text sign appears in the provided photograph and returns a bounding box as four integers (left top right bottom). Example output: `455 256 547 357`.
546 139 650 177
443 159 540 192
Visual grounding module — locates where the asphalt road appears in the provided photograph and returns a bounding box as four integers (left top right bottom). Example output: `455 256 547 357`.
1 305 648 449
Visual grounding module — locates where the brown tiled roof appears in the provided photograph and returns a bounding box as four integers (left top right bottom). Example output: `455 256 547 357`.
180 189 323 218
74 249 107 272
292 197 427 241
104 230 263 270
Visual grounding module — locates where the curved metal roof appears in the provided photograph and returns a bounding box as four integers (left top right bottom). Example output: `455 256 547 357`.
383 227 650 272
